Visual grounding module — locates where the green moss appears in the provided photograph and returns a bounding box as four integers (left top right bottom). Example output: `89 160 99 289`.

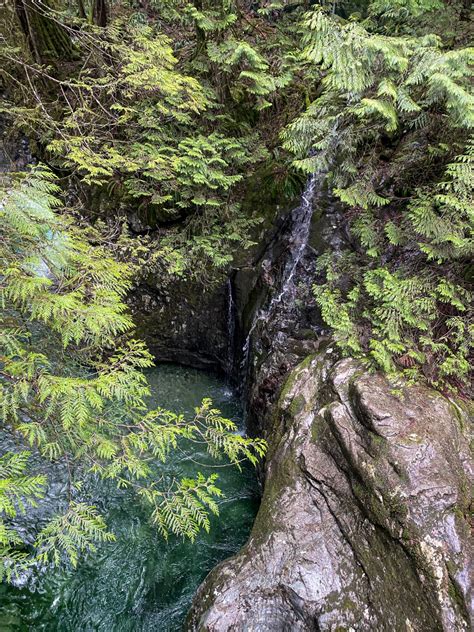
288 394 306 418
448 398 473 433
401 528 411 540
275 353 320 419
388 494 409 521
300 353 319 370
250 451 299 543
311 414 324 443
341 596 358 612
277 365 302 408
352 481 392 527
446 571 469 620
368 433 388 458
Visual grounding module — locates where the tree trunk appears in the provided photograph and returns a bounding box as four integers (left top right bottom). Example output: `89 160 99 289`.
77 0 87 19
193 0 206 53
14 0 74 63
461 0 472 21
93 0 109 27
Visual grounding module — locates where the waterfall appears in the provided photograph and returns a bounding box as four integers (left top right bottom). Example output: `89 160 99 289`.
226 277 236 374
240 172 318 375
266 171 318 309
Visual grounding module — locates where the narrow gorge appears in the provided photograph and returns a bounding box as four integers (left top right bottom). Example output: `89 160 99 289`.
131 174 472 631
0 1 472 630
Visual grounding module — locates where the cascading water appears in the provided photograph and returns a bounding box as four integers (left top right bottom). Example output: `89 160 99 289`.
226 277 236 375
239 172 318 377
268 172 318 308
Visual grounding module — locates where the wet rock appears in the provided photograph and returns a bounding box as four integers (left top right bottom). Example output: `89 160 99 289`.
186 350 473 631
130 271 230 371
231 180 346 438
128 189 300 374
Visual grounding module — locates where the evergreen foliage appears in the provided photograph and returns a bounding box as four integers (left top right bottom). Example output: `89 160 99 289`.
0 451 46 582
1 1 299 277
0 0 472 581
283 2 473 391
0 168 266 578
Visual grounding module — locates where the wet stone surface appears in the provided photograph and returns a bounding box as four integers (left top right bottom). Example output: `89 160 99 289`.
186 352 473 631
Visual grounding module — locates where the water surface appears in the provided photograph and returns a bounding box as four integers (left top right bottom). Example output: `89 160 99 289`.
0 364 259 631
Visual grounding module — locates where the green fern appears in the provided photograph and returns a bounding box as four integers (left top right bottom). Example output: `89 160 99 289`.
0 169 267 578
284 5 473 392
35 503 116 568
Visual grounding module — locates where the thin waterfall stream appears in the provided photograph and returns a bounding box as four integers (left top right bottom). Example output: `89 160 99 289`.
226 277 236 374
240 173 318 377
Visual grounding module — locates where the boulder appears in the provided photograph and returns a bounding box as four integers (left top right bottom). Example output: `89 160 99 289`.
186 349 473 631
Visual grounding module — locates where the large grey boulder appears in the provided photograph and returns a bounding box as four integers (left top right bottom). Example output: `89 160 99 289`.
187 349 473 631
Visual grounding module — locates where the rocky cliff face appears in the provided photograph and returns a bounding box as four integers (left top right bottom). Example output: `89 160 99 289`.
186 349 473 631
130 270 230 371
